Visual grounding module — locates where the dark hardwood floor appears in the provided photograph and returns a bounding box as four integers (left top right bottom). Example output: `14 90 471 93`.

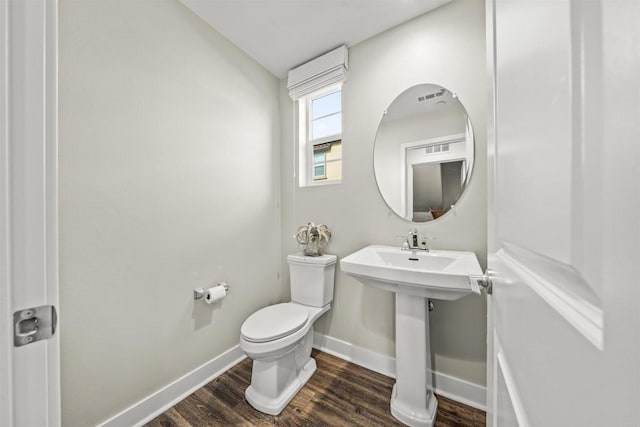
146 349 486 427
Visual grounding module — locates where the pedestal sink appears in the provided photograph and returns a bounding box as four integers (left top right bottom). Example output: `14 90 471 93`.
340 245 482 427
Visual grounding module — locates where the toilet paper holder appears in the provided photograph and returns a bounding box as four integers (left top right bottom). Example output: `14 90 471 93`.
194 281 230 300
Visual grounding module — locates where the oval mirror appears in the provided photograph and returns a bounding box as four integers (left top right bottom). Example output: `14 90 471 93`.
374 84 475 223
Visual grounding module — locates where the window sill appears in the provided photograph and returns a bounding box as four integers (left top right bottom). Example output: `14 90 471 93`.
301 179 342 188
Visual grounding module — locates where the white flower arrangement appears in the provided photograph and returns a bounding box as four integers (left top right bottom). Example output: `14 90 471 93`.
295 222 332 256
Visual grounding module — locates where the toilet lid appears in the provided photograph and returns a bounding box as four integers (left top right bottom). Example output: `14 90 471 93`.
241 303 309 343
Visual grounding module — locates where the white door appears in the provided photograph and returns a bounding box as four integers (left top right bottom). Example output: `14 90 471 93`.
486 0 640 425
0 0 61 426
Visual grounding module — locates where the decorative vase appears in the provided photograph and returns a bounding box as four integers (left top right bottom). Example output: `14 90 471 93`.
295 222 331 257
303 239 323 256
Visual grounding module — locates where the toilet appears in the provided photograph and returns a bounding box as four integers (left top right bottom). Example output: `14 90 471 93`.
239 253 337 415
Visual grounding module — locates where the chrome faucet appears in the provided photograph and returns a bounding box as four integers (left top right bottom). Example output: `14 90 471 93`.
402 229 430 252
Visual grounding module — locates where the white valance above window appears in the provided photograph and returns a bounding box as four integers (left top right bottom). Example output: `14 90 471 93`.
287 45 348 100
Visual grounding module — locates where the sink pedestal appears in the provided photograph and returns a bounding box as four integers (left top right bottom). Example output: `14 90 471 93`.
340 245 483 426
390 293 437 427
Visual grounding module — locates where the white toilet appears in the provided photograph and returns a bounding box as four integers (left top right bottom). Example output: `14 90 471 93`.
239 253 337 415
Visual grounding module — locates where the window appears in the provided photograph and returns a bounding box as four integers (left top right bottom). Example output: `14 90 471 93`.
310 90 341 140
287 45 347 187
298 84 343 186
313 152 327 180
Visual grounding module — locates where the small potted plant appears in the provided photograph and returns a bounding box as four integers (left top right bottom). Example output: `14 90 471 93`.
295 222 332 256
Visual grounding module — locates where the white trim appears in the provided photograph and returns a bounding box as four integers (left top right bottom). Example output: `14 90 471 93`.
2 0 60 425
100 346 246 427
304 179 342 187
0 1 12 425
313 332 396 378
486 1 498 425
498 249 604 350
431 370 488 412
312 332 486 411
400 133 466 151
45 1 61 423
495 333 530 427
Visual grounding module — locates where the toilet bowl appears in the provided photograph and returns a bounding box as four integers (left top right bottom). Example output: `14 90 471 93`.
239 253 337 415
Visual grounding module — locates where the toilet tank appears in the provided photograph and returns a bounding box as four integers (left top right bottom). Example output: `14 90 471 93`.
288 253 337 307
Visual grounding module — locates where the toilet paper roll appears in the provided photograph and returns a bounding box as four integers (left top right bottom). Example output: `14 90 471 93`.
204 285 227 304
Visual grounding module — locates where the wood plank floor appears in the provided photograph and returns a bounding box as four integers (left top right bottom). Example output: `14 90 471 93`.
146 350 486 427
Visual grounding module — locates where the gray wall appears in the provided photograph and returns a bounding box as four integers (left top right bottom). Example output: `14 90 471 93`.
59 1 282 425
413 163 444 211
281 0 487 386
441 161 464 210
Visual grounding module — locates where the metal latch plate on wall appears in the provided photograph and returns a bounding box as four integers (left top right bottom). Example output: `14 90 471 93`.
13 305 57 347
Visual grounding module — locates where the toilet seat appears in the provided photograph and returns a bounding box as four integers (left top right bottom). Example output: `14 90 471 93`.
241 303 309 343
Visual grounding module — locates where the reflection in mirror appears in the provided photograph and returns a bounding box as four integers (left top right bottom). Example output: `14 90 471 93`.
412 161 464 221
374 84 474 223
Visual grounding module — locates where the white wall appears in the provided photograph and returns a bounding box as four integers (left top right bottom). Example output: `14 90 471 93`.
281 0 487 386
59 1 282 425
375 106 467 214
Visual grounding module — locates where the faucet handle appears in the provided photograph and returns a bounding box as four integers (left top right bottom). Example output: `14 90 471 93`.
419 236 436 250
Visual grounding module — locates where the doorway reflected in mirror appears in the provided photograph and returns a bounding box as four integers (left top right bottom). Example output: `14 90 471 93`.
373 84 475 223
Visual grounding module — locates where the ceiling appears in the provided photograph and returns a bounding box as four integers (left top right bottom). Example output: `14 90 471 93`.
179 0 451 78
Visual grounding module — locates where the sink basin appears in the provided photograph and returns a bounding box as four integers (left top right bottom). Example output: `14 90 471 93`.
340 245 482 300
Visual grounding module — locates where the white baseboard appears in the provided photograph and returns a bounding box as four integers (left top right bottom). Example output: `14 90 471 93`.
100 345 246 427
313 332 486 411
313 331 396 378
432 369 487 411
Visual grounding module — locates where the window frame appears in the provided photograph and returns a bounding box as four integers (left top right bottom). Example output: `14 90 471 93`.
298 83 343 187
